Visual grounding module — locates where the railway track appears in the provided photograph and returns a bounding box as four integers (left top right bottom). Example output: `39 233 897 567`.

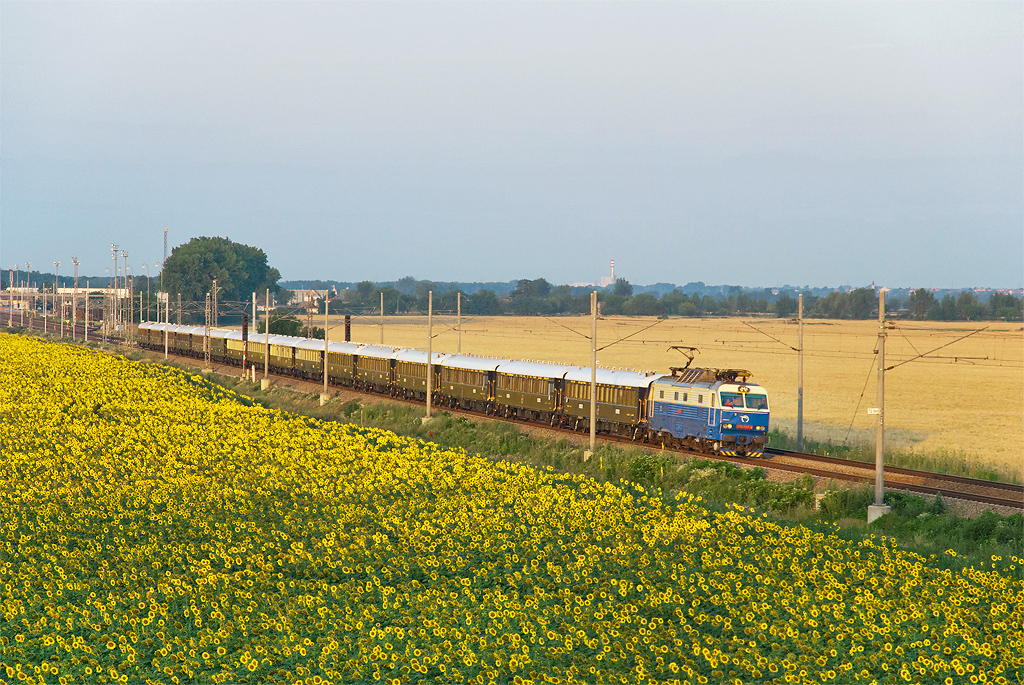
0 309 105 341
4 319 1021 510
764 448 1023 509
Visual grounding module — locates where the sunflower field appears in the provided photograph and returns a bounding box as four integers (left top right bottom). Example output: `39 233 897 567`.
1 334 1022 685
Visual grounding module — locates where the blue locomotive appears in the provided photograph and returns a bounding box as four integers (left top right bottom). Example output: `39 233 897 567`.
647 367 769 457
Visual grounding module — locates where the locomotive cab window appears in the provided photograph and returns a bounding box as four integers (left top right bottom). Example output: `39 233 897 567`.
659 390 664 399
720 392 744 408
745 394 769 410
674 392 679 401
698 395 703 404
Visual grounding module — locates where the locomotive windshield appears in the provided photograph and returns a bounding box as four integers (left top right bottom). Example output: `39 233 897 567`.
745 394 768 410
720 392 745 408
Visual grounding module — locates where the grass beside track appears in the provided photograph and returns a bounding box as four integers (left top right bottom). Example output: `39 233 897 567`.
766 428 1020 484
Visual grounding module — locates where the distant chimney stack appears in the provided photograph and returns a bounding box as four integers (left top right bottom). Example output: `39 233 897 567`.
599 260 616 288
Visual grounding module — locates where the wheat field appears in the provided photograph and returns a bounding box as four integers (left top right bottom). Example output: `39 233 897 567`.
322 314 1023 473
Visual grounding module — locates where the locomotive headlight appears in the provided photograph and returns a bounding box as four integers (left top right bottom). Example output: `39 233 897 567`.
722 423 733 429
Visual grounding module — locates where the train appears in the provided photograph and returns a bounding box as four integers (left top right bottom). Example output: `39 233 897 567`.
137 322 770 457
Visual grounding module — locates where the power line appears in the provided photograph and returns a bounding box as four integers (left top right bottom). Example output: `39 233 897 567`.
885 327 989 372
741 320 799 352
844 350 878 445
597 318 665 352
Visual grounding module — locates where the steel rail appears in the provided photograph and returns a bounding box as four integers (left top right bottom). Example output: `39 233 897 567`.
765 448 1024 495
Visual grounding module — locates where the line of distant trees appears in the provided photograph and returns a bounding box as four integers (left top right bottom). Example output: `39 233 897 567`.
7 236 1018 323
310 278 1023 322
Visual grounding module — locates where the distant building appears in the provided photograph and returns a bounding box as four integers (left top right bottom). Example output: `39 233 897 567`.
599 260 616 288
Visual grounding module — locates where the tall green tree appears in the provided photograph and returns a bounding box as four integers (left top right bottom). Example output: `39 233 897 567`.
908 289 934 318
989 292 1023 321
774 294 797 317
613 278 633 297
161 237 283 302
848 288 876 319
466 289 499 315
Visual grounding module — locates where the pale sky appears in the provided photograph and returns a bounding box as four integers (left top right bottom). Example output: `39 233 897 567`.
2 1 1021 288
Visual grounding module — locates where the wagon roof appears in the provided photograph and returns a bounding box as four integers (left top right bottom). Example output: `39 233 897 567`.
495 360 578 379
327 341 362 354
355 344 400 360
394 348 449 364
564 367 656 388
439 354 508 372
293 337 329 351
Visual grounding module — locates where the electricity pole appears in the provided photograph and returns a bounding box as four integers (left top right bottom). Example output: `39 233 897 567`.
321 297 329 406
263 289 270 389
457 292 462 354
103 269 109 344
110 246 118 334
72 258 79 339
380 291 384 344
250 291 257 380
25 263 30 330
589 290 597 457
163 293 168 359
797 294 804 452
7 265 13 326
426 291 433 419
55 261 61 337
204 292 211 370
122 250 129 339
867 289 890 523
142 264 149 323
161 227 167 298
